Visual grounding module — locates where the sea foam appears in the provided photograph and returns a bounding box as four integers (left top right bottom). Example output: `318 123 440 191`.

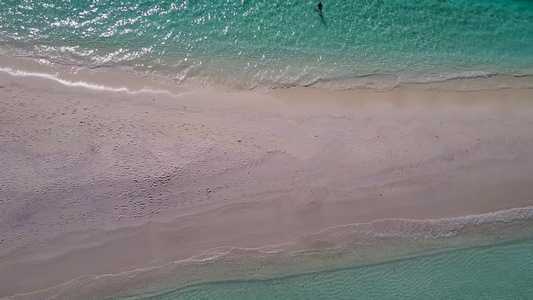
1 0 533 92
11 207 533 300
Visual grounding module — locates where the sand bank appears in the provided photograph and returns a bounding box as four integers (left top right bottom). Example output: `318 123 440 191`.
1 70 533 299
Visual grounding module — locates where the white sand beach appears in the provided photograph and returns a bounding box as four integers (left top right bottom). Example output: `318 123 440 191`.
1 70 533 299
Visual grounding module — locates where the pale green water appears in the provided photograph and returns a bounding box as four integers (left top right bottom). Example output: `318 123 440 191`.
1 0 533 90
139 238 533 300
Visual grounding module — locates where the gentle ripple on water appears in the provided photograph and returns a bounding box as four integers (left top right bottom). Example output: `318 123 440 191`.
1 0 533 90
145 238 533 299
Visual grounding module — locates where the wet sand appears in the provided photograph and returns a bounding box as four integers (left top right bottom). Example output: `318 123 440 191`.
1 70 533 299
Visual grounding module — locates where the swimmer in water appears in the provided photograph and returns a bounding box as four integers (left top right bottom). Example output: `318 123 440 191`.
317 2 323 15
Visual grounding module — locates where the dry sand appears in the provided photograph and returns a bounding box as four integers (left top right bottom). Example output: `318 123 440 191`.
1 70 533 298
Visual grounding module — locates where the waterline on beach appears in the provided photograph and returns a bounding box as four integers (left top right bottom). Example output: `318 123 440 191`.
142 238 533 300
12 207 533 300
1 0 533 91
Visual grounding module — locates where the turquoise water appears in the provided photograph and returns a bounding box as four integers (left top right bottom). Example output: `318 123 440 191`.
1 0 533 90
139 238 533 300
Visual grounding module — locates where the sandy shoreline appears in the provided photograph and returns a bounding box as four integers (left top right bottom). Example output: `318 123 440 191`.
1 69 533 299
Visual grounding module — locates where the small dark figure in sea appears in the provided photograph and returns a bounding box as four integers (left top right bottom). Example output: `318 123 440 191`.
317 2 323 15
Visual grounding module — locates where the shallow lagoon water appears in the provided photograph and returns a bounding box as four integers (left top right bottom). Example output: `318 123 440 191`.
143 238 533 300
1 0 533 90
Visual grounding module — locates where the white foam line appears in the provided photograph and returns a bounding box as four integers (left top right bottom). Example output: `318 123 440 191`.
0 67 196 98
9 206 533 300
